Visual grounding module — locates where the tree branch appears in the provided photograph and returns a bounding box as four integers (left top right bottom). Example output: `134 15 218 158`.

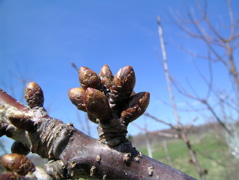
0 65 196 179
157 16 206 180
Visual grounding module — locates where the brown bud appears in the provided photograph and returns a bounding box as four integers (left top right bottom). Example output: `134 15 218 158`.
112 66 135 99
85 88 112 123
68 88 87 111
1 153 35 176
99 65 113 89
121 92 150 124
25 81 44 108
79 67 102 90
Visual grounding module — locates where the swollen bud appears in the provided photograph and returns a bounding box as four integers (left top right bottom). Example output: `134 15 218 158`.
85 88 112 123
68 88 87 111
1 153 35 176
79 67 102 90
25 81 44 108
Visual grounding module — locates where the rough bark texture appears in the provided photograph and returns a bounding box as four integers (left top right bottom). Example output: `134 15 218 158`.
0 65 196 180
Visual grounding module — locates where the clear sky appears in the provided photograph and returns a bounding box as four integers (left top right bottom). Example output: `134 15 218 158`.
0 0 238 139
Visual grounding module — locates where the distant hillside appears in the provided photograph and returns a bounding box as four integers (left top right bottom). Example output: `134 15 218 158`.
130 121 239 179
130 122 236 148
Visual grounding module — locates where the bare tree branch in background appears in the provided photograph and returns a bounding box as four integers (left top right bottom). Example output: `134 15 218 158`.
169 0 239 136
156 16 206 180
173 0 239 87
142 1 238 179
133 15 208 178
163 140 172 167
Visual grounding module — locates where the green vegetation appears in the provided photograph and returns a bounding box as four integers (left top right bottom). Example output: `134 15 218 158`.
137 131 239 180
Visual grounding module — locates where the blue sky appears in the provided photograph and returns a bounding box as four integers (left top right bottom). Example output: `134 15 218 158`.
0 0 238 139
